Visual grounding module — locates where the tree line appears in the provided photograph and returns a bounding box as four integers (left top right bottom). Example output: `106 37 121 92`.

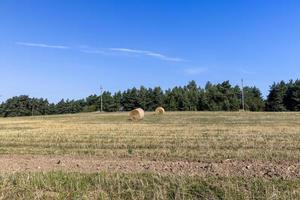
0 80 299 117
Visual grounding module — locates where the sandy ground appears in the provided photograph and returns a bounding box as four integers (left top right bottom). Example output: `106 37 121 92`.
0 155 299 179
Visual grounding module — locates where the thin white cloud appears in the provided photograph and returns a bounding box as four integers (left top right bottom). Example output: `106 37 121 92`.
16 42 69 49
109 48 144 54
15 42 185 62
80 47 122 56
109 48 184 62
185 67 207 75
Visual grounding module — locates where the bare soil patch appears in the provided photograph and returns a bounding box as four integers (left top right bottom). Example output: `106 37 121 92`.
0 155 298 179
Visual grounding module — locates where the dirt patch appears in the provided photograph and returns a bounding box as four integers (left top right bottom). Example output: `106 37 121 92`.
0 155 299 179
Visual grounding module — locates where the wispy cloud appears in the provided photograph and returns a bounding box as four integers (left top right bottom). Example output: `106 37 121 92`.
184 67 207 75
109 48 185 62
16 42 185 62
16 42 70 49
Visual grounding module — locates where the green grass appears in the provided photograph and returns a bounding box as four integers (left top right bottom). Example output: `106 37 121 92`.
0 171 299 200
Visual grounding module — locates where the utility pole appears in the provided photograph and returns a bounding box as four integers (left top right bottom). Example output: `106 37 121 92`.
32 104 34 116
100 86 103 112
241 79 245 111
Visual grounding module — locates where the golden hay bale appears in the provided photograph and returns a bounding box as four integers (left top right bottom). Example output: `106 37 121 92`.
129 108 145 121
155 107 165 114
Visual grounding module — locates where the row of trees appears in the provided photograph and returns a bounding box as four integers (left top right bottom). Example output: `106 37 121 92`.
0 80 299 117
266 80 300 111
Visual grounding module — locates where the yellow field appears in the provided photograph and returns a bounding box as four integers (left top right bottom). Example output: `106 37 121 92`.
0 112 299 199
0 112 299 161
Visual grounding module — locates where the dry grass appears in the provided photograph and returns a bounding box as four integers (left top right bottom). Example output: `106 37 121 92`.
0 112 299 199
0 112 299 162
0 171 299 200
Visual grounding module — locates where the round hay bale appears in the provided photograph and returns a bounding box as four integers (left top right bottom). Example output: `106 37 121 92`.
155 107 165 114
129 108 144 121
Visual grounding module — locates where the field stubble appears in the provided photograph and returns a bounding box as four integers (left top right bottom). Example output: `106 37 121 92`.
0 112 299 162
0 112 299 199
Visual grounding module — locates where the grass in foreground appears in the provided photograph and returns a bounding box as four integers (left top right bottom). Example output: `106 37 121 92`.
0 171 299 200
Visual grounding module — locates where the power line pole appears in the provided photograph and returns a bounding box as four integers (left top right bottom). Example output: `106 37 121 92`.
100 86 103 112
241 79 245 111
32 104 34 116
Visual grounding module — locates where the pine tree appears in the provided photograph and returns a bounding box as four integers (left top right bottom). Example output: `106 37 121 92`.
266 81 288 111
243 86 264 111
138 86 148 110
284 80 300 111
186 81 199 111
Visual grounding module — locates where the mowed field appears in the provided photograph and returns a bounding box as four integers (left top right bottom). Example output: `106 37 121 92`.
0 112 299 199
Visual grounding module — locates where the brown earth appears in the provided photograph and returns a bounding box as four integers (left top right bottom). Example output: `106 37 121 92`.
0 155 299 179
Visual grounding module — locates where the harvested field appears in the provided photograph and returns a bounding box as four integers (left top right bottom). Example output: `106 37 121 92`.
0 155 299 179
0 112 299 199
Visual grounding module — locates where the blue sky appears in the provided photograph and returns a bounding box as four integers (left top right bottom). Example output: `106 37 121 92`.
0 0 299 102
